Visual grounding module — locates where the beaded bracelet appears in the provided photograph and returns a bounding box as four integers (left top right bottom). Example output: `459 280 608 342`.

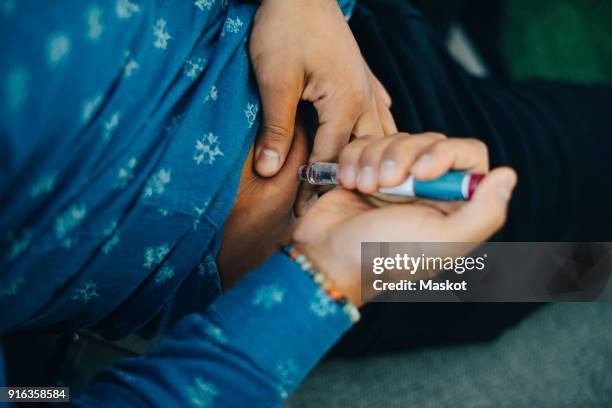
281 244 360 324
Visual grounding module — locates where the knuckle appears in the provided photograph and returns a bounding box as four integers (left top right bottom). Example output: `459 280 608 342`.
431 139 448 152
350 87 367 107
389 133 412 149
352 122 379 138
387 137 415 160
389 134 413 150
381 143 398 161
394 132 411 138
431 139 451 153
385 95 392 108
358 143 381 167
340 139 366 164
339 148 353 166
352 133 377 142
261 123 291 144
470 139 489 156
344 136 371 164
425 132 448 141
377 86 392 108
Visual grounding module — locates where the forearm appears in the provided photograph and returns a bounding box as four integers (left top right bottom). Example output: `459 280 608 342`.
73 253 353 407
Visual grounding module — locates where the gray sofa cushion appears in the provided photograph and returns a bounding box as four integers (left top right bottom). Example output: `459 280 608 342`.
287 303 612 407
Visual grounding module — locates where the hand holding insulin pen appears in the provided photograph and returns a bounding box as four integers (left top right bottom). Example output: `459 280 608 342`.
298 162 484 201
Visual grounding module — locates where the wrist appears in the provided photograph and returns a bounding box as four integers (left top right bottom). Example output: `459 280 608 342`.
282 244 362 323
288 242 363 307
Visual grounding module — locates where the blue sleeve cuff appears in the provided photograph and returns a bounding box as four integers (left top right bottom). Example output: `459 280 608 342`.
337 0 356 19
206 252 353 390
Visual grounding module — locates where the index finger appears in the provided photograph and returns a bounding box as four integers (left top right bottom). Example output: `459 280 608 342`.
309 103 358 164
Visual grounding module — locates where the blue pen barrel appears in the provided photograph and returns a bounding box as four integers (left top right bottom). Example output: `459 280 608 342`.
379 171 481 201
414 172 470 201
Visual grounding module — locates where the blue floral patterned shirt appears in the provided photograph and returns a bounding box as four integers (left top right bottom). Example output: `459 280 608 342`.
0 0 355 406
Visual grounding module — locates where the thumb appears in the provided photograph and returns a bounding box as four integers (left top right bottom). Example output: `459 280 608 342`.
254 71 301 177
446 167 518 242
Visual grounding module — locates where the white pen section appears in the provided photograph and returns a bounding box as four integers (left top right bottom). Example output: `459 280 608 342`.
378 175 415 197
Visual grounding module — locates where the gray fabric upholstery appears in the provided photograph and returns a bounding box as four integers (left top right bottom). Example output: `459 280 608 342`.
287 303 612 407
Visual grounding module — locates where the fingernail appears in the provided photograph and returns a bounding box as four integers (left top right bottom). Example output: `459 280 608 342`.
357 166 376 190
379 160 397 184
340 165 356 186
498 173 516 201
411 154 433 174
257 148 280 174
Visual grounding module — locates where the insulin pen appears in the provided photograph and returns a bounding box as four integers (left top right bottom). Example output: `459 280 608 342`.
298 162 484 201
